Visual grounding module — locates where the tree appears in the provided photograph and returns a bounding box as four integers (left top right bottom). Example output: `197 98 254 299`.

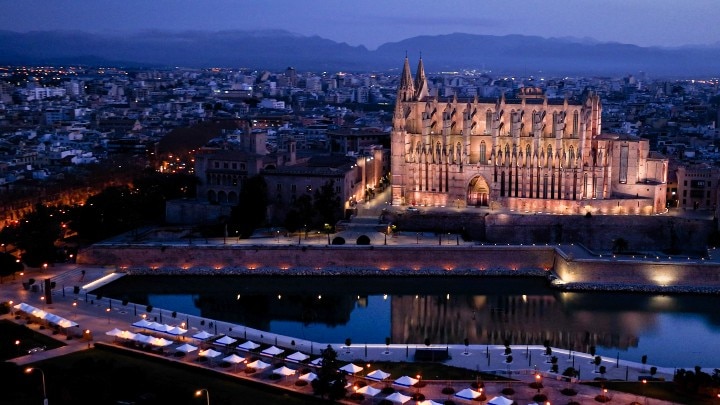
232 175 268 238
594 356 602 372
312 180 342 229
464 338 469 355
0 252 23 283
641 354 648 372
599 365 606 378
15 203 62 266
311 344 346 400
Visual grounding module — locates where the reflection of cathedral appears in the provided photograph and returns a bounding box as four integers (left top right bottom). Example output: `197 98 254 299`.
390 294 643 350
391 58 668 214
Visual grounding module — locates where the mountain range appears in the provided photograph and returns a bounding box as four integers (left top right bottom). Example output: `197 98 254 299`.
1 30 719 77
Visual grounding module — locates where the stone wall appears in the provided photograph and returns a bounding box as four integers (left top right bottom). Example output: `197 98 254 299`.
555 255 720 288
394 212 712 254
77 244 556 271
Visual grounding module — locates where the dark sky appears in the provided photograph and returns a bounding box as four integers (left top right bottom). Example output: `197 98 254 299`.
1 0 718 49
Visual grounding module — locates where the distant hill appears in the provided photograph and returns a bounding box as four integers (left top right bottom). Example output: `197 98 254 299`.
1 30 719 76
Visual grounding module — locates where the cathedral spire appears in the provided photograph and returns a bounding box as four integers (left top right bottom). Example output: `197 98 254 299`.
414 55 429 100
398 55 416 102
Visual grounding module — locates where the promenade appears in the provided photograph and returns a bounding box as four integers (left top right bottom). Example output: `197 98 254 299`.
2 264 681 404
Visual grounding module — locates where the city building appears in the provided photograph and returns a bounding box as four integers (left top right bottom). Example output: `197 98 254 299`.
390 58 668 214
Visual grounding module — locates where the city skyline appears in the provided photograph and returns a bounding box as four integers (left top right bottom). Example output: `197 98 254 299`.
1 0 719 50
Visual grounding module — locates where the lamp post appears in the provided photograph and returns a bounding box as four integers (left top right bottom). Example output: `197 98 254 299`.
105 308 111 324
535 373 542 394
25 367 48 405
15 339 20 356
72 301 77 319
195 388 210 405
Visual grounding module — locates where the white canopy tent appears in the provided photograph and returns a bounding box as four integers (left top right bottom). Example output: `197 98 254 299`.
455 388 481 400
299 372 317 382
286 351 309 362
150 337 174 347
132 319 153 329
198 348 222 358
261 346 284 356
356 385 381 397
105 328 123 337
117 330 137 340
166 326 188 336
176 343 198 353
246 359 271 370
223 353 245 371
417 401 444 405
487 396 513 405
215 335 237 346
385 392 412 404
339 363 363 375
192 330 213 340
393 375 419 387
272 366 296 377
366 369 391 381
238 340 260 350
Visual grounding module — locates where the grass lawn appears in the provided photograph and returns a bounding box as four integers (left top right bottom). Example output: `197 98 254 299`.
0 319 67 361
2 343 326 405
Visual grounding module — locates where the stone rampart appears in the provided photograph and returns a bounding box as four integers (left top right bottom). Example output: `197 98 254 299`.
77 244 556 271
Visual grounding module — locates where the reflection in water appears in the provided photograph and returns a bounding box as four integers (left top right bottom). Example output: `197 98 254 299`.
95 275 720 366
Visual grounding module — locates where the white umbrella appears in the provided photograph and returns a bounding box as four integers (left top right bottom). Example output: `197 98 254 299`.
366 369 391 381
356 385 381 397
339 363 363 375
176 343 198 353
238 340 260 350
262 345 284 356
309 357 323 366
117 330 137 340
150 337 174 347
199 348 222 358
133 333 153 344
193 330 213 340
487 396 513 405
286 351 310 362
246 359 270 370
132 319 153 328
166 326 188 336
299 372 317 382
105 328 123 337
57 318 78 328
273 366 296 377
417 401 444 405
216 335 237 345
385 392 412 404
393 375 418 387
147 322 167 332
455 388 481 400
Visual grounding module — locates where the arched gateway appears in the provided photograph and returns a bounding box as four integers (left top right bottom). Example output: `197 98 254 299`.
467 176 490 207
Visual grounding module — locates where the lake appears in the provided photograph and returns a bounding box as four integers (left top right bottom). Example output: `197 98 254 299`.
94 275 720 368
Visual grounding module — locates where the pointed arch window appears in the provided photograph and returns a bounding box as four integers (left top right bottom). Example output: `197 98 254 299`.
525 144 531 167
485 110 493 133
572 111 579 138
479 141 487 164
547 145 553 167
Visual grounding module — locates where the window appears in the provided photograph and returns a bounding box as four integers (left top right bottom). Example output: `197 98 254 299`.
479 141 487 164
214 162 219 168
619 145 629 184
306 185 312 192
572 111 579 138
223 162 229 169
232 163 237 169
291 185 296 193
485 110 493 133
277 184 282 191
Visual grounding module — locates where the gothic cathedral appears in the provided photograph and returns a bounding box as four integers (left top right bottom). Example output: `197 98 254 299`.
391 58 668 214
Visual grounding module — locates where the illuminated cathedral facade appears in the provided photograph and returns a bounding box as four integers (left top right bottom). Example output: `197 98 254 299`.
391 58 668 214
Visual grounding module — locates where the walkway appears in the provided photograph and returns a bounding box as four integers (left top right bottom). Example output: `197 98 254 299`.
2 264 678 404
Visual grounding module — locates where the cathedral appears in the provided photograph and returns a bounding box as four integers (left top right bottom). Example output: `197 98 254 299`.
390 58 668 215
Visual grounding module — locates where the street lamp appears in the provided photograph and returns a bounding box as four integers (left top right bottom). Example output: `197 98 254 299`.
72 301 77 319
15 339 20 356
25 367 48 405
195 388 210 405
105 308 111 324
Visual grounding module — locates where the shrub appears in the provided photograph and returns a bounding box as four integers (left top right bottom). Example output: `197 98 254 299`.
501 388 514 395
441 387 455 395
331 236 345 245
561 388 578 396
533 394 548 402
356 235 371 245
594 394 611 403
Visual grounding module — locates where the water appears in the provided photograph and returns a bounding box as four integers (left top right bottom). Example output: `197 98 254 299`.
95 275 720 368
